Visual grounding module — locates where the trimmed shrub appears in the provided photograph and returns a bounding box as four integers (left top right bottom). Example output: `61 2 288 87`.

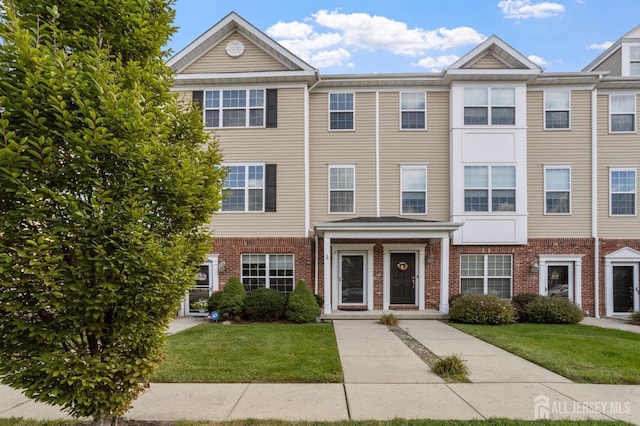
431 354 469 382
285 280 321 323
207 290 223 313
525 296 584 324
512 293 543 322
217 277 247 321
631 311 640 325
378 313 399 326
448 293 462 307
449 294 515 325
314 293 324 308
244 288 286 322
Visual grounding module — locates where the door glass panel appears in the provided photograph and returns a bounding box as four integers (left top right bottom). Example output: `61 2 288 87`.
341 255 364 304
189 265 210 314
548 265 569 299
613 266 634 312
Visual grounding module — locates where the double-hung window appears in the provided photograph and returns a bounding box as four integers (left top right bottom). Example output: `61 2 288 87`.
204 89 265 128
460 254 512 299
401 166 427 214
610 94 636 132
329 93 354 130
544 91 570 129
630 46 640 76
464 165 516 212
400 92 426 129
241 254 294 294
545 167 571 214
610 168 636 216
329 165 355 213
464 87 515 125
222 164 264 212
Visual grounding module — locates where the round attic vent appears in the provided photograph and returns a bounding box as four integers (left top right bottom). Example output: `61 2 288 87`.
225 40 245 57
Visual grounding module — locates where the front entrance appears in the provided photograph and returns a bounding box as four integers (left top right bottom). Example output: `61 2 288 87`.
339 253 366 305
390 252 416 304
546 264 571 299
613 264 638 313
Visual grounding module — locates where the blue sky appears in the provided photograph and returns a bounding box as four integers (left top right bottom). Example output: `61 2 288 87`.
167 0 640 74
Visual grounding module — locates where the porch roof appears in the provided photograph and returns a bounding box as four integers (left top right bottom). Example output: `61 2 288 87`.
314 216 463 239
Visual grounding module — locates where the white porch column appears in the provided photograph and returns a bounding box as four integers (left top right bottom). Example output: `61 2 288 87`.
574 258 583 309
323 236 332 315
439 237 450 313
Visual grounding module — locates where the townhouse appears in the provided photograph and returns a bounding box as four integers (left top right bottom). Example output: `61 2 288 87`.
169 12 640 319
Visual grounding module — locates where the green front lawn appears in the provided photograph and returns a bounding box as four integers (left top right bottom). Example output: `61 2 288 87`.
448 322 640 384
152 322 343 383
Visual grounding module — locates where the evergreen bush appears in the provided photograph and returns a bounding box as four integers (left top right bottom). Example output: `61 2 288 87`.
449 294 515 325
207 290 224 313
512 293 543 322
244 288 286 322
285 280 321 323
525 296 584 324
217 277 247 321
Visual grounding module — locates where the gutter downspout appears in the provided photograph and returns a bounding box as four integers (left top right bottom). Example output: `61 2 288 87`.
308 76 321 295
375 91 380 217
592 84 600 318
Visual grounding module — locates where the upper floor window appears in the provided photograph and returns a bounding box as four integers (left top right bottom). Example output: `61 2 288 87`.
329 93 354 130
464 87 515 125
544 91 570 129
329 165 355 213
400 92 426 129
401 166 427 214
222 164 264 212
464 165 516 212
460 254 512 299
610 168 636 216
241 254 294 295
630 46 640 76
545 166 571 214
610 94 636 133
204 89 264 128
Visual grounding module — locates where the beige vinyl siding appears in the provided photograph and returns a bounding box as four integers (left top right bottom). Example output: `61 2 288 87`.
206 87 306 237
183 33 289 74
309 92 377 223
527 90 592 237
469 54 508 69
378 91 450 219
593 48 622 76
597 93 640 238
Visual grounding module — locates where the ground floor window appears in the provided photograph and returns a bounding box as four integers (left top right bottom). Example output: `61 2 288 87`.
241 254 294 294
460 254 512 299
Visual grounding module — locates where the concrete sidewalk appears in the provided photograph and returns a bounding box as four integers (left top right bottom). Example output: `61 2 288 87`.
1 318 639 423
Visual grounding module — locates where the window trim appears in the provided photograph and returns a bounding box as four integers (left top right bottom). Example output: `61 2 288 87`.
328 164 356 214
328 92 355 131
240 253 295 295
220 163 265 213
544 90 571 130
400 165 428 215
463 165 516 213
609 93 636 133
544 165 572 215
203 88 266 129
399 92 427 130
460 254 513 299
609 167 637 217
463 87 516 126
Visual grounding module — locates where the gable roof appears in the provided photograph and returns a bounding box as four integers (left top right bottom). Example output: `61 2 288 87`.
167 11 317 77
445 35 542 81
583 24 640 72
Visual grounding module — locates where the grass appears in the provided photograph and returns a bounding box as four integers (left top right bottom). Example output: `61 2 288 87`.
448 322 640 384
152 322 343 383
0 418 633 425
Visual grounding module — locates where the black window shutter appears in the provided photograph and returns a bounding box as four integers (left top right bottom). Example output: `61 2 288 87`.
192 90 204 109
265 164 277 212
266 89 277 128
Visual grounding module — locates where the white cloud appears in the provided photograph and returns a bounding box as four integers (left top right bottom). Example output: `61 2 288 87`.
310 48 352 68
498 0 565 19
414 55 460 71
527 54 548 66
275 32 342 62
588 41 613 50
266 21 313 39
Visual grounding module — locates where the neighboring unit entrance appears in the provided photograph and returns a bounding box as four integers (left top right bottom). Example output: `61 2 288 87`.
612 265 638 313
390 252 416 304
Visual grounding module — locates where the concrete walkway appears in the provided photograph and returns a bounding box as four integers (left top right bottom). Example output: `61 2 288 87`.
1 318 639 423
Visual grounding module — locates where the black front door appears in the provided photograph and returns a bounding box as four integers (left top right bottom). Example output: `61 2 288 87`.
390 252 415 304
613 265 634 313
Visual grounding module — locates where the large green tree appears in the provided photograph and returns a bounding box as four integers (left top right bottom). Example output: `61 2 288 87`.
0 1 225 424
